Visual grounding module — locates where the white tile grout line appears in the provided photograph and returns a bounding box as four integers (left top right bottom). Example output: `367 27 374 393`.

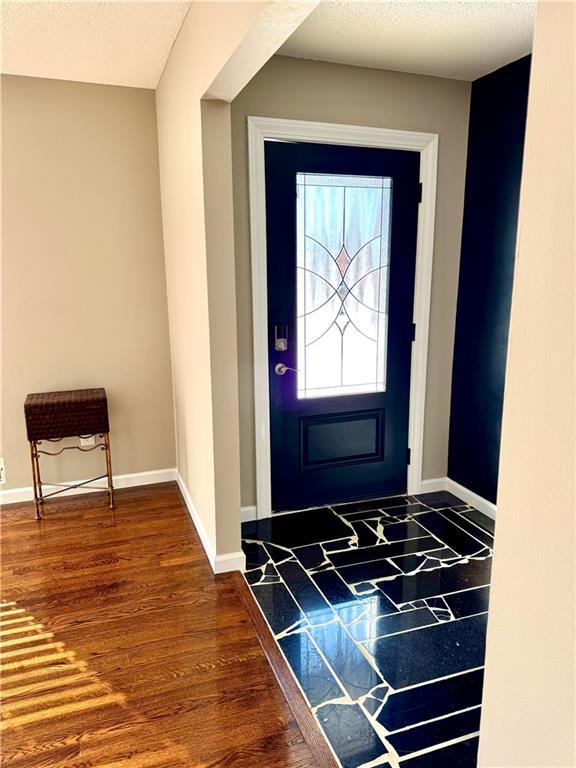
392 666 485 694
397 731 480 762
386 704 481 736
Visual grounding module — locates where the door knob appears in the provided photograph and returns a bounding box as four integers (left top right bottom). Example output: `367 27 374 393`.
274 363 298 376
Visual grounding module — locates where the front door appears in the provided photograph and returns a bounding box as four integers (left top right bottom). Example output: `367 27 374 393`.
265 140 420 511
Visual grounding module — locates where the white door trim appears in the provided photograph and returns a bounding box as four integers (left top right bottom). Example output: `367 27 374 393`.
248 116 438 519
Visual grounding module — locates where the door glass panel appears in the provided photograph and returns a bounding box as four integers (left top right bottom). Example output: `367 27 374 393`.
296 173 392 399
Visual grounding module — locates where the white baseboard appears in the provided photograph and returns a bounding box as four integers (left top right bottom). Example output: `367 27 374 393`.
0 468 177 506
176 471 216 567
213 551 247 574
418 476 496 520
445 478 497 520
176 472 246 575
241 505 257 522
418 477 449 494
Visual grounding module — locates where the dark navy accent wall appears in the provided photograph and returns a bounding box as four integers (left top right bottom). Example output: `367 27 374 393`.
448 56 531 504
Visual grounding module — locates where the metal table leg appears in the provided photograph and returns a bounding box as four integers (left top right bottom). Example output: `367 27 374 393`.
29 441 42 520
103 432 115 509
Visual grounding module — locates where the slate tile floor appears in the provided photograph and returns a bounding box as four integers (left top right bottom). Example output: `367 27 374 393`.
242 491 494 768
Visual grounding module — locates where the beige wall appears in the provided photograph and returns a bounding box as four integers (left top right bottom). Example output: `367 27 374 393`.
155 2 268 558
231 56 471 506
1 75 175 491
201 99 243 556
478 3 575 766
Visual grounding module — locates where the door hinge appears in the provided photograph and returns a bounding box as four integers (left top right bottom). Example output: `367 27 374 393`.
418 182 423 203
412 322 416 341
407 448 411 466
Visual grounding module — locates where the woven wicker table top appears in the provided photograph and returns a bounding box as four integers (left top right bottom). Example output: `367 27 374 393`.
24 388 109 441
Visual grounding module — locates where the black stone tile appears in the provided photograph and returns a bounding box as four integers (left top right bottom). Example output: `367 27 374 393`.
348 519 381 547
385 503 429 520
400 737 479 767
333 588 400 626
439 509 494 547
337 502 428 523
242 540 270 570
293 543 329 571
276 561 333 625
427 601 453 621
378 556 492 604
309 621 383 700
336 557 401 585
333 495 412 515
330 536 440 569
250 581 305 635
348 607 438 642
460 507 496 535
370 683 390 700
311 569 369 626
368 587 401 615
316 703 388 768
323 537 355 553
311 569 359 607
264 543 294 564
245 563 279 586
387 707 481 756
422 546 461 561
334 508 397 523
334 604 370 626
389 549 449 574
425 597 449 611
416 511 488 556
361 683 389 717
366 613 488 689
363 696 383 716
415 491 465 509
445 586 490 618
279 630 343 707
378 669 485 731
365 518 431 542
245 569 264 586
243 492 492 767
242 507 351 548
432 611 452 622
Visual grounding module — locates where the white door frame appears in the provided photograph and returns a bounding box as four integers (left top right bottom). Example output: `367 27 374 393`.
248 116 438 519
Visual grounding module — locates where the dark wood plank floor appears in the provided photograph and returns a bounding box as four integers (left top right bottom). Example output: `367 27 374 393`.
0 483 322 768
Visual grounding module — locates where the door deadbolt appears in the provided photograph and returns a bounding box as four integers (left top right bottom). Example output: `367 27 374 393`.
274 325 288 352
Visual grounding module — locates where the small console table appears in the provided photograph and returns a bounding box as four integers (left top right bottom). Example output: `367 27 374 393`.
24 388 115 520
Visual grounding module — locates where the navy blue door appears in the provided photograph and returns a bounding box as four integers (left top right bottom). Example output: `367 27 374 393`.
265 141 420 511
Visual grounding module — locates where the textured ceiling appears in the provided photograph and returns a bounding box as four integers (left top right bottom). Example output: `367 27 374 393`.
280 0 536 81
1 2 191 89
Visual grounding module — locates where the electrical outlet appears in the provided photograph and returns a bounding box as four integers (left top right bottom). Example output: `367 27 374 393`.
80 436 96 448
0 457 6 485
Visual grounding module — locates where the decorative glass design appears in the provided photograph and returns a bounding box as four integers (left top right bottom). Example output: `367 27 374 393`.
296 173 392 399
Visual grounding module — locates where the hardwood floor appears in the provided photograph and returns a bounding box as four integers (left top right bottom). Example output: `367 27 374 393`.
0 483 326 768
